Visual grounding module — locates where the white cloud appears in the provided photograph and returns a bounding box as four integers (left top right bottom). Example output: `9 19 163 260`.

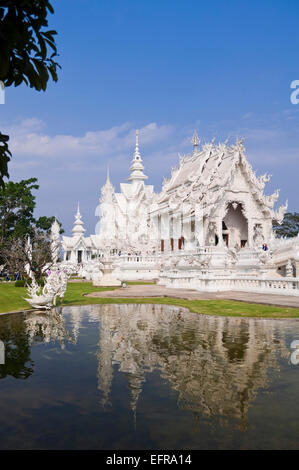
3 114 299 235
1 119 174 159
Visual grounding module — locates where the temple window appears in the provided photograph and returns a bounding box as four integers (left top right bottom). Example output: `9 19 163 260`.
178 237 184 250
191 218 195 233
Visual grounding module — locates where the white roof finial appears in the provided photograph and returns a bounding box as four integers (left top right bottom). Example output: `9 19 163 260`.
192 130 200 155
134 129 141 161
106 165 110 183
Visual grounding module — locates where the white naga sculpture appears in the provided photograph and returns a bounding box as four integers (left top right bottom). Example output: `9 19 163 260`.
24 267 70 310
24 220 72 309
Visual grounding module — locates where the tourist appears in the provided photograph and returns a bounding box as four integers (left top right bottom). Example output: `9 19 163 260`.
4 271 10 282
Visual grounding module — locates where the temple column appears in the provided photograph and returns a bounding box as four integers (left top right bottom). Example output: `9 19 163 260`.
182 214 194 251
173 212 182 251
195 205 204 247
150 213 159 243
247 219 254 248
216 217 223 247
161 211 170 253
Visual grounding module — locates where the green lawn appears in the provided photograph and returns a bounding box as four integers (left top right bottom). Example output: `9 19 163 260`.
0 283 28 313
0 282 115 314
1 281 299 318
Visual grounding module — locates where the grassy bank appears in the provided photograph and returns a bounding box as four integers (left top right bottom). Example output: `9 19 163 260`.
63 282 299 318
0 282 114 314
1 281 299 318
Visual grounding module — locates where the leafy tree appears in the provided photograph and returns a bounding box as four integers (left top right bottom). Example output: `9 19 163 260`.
273 212 299 238
0 177 64 273
0 132 11 186
36 215 64 234
0 0 60 186
1 230 55 279
0 177 39 244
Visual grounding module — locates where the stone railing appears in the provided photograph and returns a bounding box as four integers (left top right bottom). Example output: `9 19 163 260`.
118 255 160 265
114 254 161 281
159 273 299 296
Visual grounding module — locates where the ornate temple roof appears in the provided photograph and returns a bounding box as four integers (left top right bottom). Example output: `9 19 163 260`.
156 134 287 223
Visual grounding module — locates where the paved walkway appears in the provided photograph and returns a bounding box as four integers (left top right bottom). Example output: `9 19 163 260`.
87 284 299 308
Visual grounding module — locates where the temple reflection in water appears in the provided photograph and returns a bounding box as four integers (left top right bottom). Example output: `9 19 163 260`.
93 304 290 429
0 303 298 448
21 304 291 429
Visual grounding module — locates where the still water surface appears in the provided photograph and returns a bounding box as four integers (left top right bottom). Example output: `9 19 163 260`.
0 304 299 449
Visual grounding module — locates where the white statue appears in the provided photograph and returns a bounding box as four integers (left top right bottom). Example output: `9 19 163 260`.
253 224 264 247
286 259 293 277
207 222 217 246
229 227 241 250
51 219 60 264
24 265 71 309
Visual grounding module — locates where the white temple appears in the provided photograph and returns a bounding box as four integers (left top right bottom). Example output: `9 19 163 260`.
61 129 299 295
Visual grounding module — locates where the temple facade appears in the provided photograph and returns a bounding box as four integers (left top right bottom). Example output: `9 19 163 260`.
94 130 155 251
61 129 299 293
150 132 286 254
62 131 156 262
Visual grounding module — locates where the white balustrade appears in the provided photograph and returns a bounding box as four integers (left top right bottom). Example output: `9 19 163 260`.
160 273 299 296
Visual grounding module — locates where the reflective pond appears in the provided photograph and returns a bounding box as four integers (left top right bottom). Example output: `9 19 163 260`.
0 304 299 449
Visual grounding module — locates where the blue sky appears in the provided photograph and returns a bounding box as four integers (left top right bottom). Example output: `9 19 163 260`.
1 0 299 235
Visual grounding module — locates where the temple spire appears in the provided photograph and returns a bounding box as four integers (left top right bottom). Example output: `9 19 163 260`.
106 165 110 184
192 130 200 155
134 130 141 161
100 166 115 203
72 203 85 235
128 130 148 184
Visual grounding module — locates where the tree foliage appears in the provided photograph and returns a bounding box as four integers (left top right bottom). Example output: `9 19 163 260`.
36 215 64 234
273 212 299 238
0 0 60 186
0 177 63 273
0 132 11 186
0 177 39 243
1 231 55 279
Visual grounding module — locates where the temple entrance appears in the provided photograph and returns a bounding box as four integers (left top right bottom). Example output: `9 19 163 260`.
223 203 248 249
77 250 82 263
